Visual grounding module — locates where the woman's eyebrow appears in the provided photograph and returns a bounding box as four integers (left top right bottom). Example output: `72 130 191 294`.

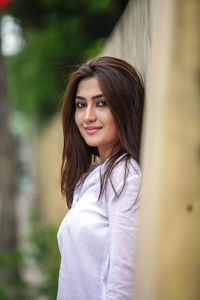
92 94 104 100
75 94 104 100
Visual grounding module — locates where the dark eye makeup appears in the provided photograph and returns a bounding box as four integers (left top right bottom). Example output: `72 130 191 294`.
76 102 86 109
75 99 107 109
96 100 106 107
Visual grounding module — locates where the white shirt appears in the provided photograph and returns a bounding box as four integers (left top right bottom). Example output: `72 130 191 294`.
57 156 141 300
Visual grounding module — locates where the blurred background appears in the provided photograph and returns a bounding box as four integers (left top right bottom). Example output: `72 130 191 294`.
1 0 199 299
0 0 129 298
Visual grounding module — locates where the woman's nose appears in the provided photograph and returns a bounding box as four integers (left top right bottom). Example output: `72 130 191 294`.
84 105 97 122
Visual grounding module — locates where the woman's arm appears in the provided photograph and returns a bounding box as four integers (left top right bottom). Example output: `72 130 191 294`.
104 170 141 300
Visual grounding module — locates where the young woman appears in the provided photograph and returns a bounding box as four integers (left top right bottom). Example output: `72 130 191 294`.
57 56 144 300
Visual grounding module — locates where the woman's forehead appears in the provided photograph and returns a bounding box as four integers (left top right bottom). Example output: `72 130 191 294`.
76 77 102 96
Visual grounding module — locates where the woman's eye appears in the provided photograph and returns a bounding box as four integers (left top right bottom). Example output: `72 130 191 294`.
76 102 86 109
97 100 106 107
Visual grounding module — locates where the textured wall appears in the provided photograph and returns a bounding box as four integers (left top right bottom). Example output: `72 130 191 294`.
102 0 150 81
134 0 200 299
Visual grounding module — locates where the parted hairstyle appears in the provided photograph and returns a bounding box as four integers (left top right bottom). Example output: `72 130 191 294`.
61 56 144 208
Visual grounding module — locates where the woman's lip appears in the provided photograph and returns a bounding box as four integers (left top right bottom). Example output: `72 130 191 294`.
85 126 102 134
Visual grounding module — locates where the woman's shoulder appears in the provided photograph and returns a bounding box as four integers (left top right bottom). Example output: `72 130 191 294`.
128 157 141 177
111 154 141 179
104 155 141 209
103 154 141 196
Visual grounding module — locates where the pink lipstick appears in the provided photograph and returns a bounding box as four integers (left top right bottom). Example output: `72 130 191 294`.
85 126 102 134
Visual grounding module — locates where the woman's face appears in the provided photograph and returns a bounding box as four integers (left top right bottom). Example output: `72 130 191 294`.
75 77 119 162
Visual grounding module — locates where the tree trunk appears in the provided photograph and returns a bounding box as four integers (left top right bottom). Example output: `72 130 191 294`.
0 13 17 258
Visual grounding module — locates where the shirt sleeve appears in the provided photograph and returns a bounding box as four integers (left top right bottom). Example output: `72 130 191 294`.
104 164 141 300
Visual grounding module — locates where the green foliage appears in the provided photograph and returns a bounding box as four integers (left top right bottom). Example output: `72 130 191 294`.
0 211 60 300
0 249 27 300
5 0 129 126
26 211 60 300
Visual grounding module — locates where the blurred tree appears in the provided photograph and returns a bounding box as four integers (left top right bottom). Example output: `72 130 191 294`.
5 0 129 126
0 12 20 296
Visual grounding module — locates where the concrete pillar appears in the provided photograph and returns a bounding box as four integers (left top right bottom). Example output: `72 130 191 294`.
134 0 200 299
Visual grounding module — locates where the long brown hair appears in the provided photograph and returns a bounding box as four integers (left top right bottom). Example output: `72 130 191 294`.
61 56 144 208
